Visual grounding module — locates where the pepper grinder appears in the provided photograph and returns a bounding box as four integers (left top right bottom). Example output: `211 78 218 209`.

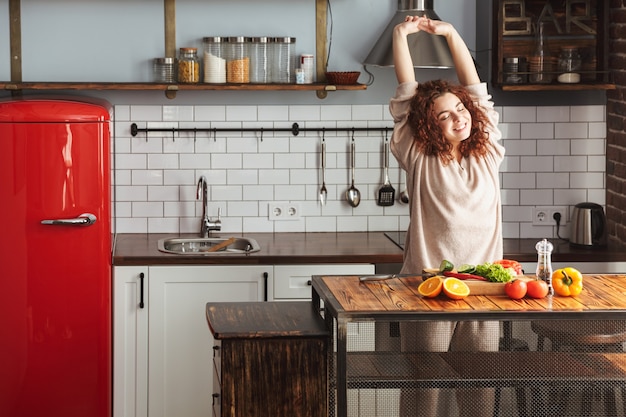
535 238 554 295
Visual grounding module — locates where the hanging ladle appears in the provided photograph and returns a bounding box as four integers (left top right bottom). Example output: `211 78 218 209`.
399 172 409 204
319 135 327 206
346 135 361 207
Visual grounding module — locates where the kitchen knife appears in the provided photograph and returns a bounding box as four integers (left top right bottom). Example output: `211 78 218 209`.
358 273 435 282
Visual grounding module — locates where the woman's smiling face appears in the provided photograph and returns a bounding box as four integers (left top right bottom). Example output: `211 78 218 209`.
433 92 472 144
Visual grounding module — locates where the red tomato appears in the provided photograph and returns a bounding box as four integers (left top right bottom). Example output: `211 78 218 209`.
504 279 527 299
526 280 549 299
494 259 523 276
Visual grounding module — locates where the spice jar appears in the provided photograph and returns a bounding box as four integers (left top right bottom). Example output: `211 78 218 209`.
153 57 175 83
203 37 226 84
557 47 582 83
177 47 200 83
225 36 250 84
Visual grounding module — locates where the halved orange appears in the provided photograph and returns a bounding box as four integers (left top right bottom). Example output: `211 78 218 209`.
418 276 444 298
443 277 470 300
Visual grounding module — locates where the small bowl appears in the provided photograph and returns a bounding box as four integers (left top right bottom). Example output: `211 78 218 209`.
325 71 361 85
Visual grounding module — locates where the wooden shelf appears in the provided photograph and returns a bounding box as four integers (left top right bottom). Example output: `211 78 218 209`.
491 0 613 92
500 82 615 92
5 0 362 99
1 82 366 92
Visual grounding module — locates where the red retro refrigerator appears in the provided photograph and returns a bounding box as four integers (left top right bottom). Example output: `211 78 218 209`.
0 97 112 417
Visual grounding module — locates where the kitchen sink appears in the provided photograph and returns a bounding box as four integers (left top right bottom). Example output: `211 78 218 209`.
157 236 260 255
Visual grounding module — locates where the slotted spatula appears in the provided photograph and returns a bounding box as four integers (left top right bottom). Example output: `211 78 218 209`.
377 137 395 206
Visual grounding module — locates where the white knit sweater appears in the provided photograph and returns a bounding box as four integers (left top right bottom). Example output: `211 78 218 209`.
389 82 505 274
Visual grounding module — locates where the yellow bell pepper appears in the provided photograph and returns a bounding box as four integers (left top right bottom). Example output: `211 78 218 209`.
551 267 583 297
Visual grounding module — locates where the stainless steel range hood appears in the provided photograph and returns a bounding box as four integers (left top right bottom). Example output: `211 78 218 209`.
364 0 454 69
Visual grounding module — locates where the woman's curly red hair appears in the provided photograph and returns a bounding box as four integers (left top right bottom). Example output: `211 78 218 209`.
407 79 491 164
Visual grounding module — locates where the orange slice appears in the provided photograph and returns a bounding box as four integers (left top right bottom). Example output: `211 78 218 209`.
443 277 470 300
418 276 444 298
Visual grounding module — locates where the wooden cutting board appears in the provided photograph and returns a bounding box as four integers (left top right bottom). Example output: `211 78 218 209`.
462 276 533 295
423 269 534 296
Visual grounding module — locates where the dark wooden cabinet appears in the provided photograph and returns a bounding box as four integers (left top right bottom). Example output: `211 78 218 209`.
492 0 614 91
206 302 329 417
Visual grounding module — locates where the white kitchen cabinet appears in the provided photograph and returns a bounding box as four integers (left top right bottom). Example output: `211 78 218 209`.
113 266 149 417
272 264 374 300
113 265 270 417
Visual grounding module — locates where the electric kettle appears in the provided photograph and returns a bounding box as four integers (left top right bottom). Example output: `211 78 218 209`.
570 202 607 247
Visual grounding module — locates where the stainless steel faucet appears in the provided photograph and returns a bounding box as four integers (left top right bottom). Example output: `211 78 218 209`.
196 175 221 238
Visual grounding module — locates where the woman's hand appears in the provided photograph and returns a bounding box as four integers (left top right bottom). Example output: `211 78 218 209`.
415 17 453 38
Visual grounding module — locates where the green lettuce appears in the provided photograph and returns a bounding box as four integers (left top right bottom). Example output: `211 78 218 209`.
474 262 513 283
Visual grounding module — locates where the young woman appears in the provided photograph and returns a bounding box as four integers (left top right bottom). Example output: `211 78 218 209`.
390 16 505 417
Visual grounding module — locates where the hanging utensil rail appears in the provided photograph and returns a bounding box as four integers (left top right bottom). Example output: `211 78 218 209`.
130 122 392 138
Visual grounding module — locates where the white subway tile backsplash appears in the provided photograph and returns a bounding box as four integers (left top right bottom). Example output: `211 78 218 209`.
555 122 588 139
226 105 257 121
520 156 554 172
352 105 385 121
537 106 570 122
257 105 289 121
571 105 605 122
163 105 194 121
521 123 554 139
289 105 321 121
588 122 607 138
536 172 569 189
570 172 605 189
571 138 606 155
131 105 162 121
195 106 226 122
133 201 164 217
320 105 352 121
113 103 607 239
502 106 536 123
148 185 180 202
554 155 588 172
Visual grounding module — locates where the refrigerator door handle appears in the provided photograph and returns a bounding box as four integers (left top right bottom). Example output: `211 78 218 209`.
41 212 97 226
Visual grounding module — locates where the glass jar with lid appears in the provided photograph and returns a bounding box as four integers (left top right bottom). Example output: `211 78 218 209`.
225 36 250 83
557 47 582 83
249 36 270 84
203 37 226 84
271 37 296 83
177 47 200 83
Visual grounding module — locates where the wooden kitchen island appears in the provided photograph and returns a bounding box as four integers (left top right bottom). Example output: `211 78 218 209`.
311 274 626 417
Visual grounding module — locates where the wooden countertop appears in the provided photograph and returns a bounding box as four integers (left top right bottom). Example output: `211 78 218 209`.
112 232 626 266
312 274 626 321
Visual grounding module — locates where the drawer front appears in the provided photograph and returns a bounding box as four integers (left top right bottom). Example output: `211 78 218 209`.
273 264 374 300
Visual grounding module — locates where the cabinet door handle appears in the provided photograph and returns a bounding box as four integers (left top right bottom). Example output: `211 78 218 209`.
263 272 268 301
139 272 145 309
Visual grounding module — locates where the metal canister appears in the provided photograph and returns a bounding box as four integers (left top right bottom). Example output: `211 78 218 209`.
153 57 175 83
504 57 527 84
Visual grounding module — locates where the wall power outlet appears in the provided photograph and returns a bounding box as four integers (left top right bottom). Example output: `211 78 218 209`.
532 206 567 226
268 202 301 221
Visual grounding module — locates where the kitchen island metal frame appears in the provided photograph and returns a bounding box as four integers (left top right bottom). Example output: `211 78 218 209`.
311 274 626 417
